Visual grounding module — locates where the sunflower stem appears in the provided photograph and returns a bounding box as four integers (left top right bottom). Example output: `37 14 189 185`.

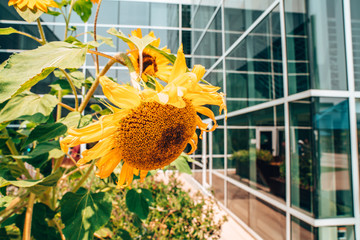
60 69 79 111
64 0 75 39
36 18 46 45
56 91 62 121
13 30 42 44
57 102 75 112
22 169 39 240
93 0 103 76
72 163 94 193
138 50 143 81
79 53 122 113
2 128 32 179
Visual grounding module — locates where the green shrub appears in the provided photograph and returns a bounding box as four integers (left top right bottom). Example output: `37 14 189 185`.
105 174 227 240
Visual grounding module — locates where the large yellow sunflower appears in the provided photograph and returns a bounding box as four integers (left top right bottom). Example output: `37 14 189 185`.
127 29 172 83
8 0 58 12
61 46 226 188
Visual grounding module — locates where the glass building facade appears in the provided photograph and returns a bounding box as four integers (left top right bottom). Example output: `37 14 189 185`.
1 0 360 239
190 0 360 239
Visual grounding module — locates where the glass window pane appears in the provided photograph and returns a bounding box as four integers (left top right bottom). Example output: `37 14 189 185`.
226 7 283 112
224 0 276 50
118 1 178 27
285 0 347 93
212 174 224 204
227 182 249 224
249 196 286 240
290 97 353 218
351 0 360 89
291 216 355 240
227 106 285 201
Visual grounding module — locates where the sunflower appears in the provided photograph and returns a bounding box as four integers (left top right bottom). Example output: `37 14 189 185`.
8 0 58 12
60 46 226 188
127 29 172 83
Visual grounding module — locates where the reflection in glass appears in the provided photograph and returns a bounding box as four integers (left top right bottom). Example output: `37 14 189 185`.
249 196 286 240
226 7 283 112
224 0 275 49
285 0 347 94
227 182 249 224
227 105 285 200
118 1 178 27
291 217 355 240
290 98 353 218
211 174 224 204
351 0 360 89
193 10 222 69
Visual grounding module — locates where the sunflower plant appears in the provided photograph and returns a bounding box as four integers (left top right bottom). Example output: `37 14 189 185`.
0 1 226 240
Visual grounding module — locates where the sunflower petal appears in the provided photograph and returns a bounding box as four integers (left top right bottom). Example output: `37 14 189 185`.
169 45 187 83
96 149 122 179
117 162 134 188
195 106 218 132
100 76 141 109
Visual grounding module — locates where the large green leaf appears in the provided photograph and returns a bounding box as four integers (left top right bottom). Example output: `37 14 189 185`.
59 112 81 128
125 188 153 220
0 92 58 123
15 203 60 239
147 45 176 64
72 0 93 23
107 28 155 52
24 123 67 146
0 41 87 103
60 189 112 240
170 153 193 174
15 141 64 171
0 169 62 188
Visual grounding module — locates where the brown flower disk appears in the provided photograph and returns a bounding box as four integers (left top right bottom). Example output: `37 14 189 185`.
116 99 197 170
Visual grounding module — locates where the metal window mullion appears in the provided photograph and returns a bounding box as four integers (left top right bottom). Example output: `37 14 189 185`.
344 0 360 237
279 0 291 239
179 3 182 48
191 0 222 55
203 0 280 78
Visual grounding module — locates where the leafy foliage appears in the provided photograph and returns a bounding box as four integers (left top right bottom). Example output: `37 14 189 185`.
108 174 227 240
60 189 112 240
0 42 86 103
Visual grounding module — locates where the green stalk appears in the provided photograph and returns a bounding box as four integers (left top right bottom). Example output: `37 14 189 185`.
36 18 46 45
2 129 32 179
60 69 79 111
72 163 94 193
64 0 75 39
78 54 121 112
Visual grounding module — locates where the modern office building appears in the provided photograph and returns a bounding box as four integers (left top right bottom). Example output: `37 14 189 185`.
1 0 360 239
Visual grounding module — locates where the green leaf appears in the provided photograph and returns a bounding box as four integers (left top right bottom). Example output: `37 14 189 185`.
0 41 87 103
60 190 112 240
107 28 155 52
14 203 59 239
147 45 176 64
126 189 153 219
25 123 67 145
58 112 81 128
117 229 133 240
90 104 102 112
79 115 93 128
0 92 58 123
45 9 61 16
0 27 18 35
89 32 115 48
15 6 43 23
170 153 193 174
72 0 93 23
0 170 62 188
